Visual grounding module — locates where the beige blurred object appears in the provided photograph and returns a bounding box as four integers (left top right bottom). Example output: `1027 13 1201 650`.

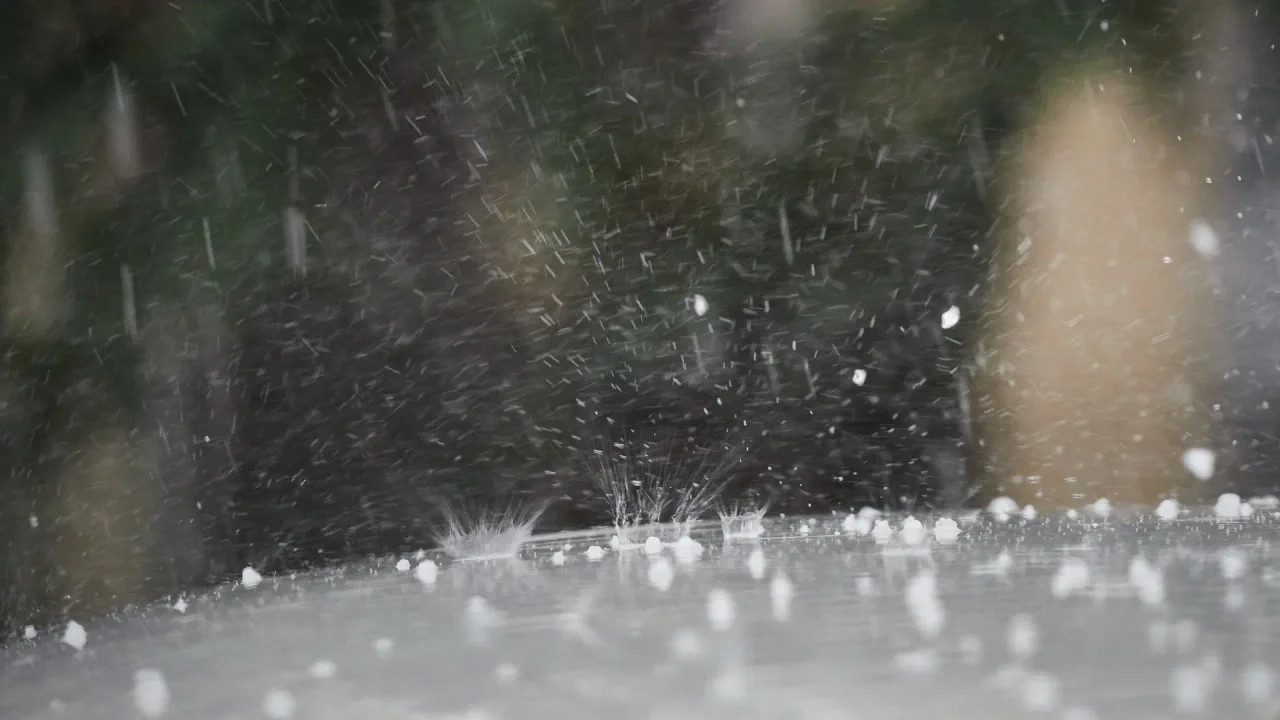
5 63 158 342
721 0 920 46
720 0 814 47
977 72 1217 508
106 65 142 183
714 0 813 159
4 149 70 341
49 426 153 619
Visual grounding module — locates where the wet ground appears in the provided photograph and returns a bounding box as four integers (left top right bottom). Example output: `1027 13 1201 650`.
4 503 1280 719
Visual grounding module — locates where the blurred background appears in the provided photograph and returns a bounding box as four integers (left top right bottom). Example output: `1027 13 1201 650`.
0 0 1273 638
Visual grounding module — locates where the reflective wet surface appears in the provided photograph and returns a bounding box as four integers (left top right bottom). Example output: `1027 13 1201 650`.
5 506 1280 719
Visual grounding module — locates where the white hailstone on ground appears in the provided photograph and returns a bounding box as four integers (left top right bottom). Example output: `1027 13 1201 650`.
987 496 1019 521
1240 662 1275 706
1170 662 1217 714
550 550 566 566
843 507 880 535
1129 555 1167 607
1020 504 1037 521
1215 493 1244 519
1225 585 1246 613
261 689 297 720
692 293 709 317
647 557 675 592
1219 548 1248 581
1181 447 1216 481
870 518 895 542
132 669 170 719
643 536 663 555
1187 220 1221 259
899 516 927 545
957 635 983 664
372 637 394 657
995 549 1014 574
241 566 262 588
841 512 869 535
62 621 86 651
608 534 622 549
940 305 961 329
855 575 877 597
1240 501 1256 518
987 665 1028 693
673 536 704 563
172 598 188 613
29 514 38 528
905 571 945 639
495 663 520 684
1007 614 1039 660
464 596 500 647
894 648 940 674
1050 558 1092 599
1155 498 1181 521
22 625 36 640
746 548 767 580
414 559 439 586
1020 672 1061 712
1061 706 1101 720
852 368 867 386
394 558 410 572
307 660 337 679
584 545 606 561
770 572 795 622
933 517 961 542
1089 498 1113 519
556 598 597 646
708 666 748 703
669 628 705 662
706 589 736 632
